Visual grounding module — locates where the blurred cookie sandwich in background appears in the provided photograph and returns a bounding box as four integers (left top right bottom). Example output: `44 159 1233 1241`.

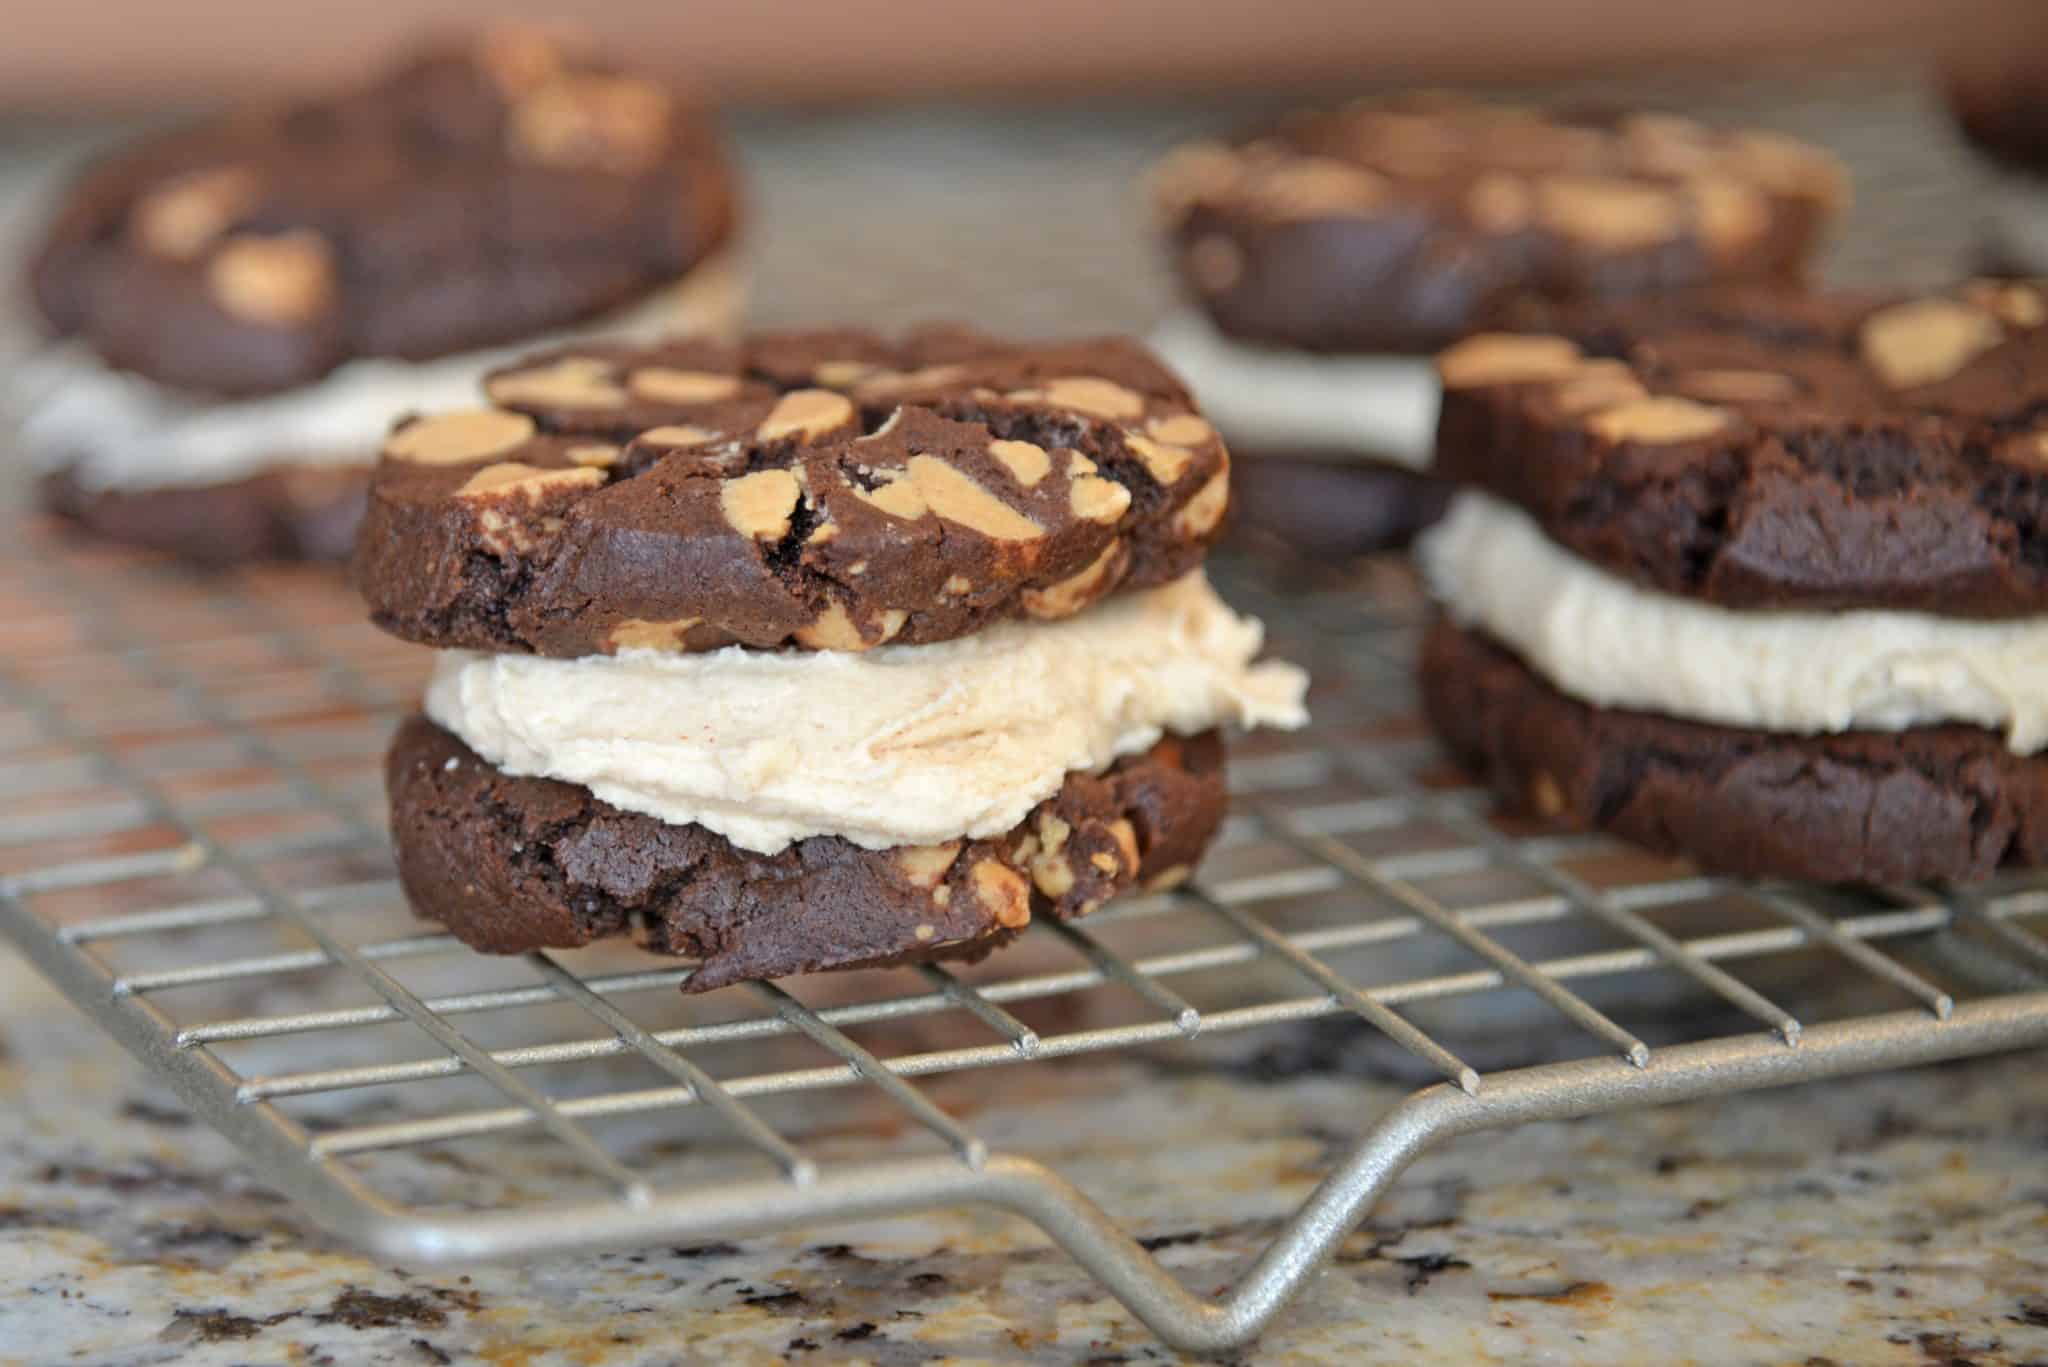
17 27 740 563
1149 93 1846 558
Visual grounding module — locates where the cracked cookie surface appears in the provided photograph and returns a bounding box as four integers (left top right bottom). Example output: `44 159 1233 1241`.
354 327 1233 655
388 716 1225 991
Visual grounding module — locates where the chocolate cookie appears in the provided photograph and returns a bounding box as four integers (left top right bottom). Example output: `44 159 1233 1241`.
1152 94 1846 356
28 28 737 398
388 716 1226 991
41 463 366 565
1420 618 2048 885
1224 455 1451 560
1432 279 2048 616
354 329 1234 656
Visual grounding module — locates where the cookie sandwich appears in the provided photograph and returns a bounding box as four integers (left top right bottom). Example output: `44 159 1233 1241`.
19 28 739 563
360 327 1307 990
1417 281 2048 883
1149 94 1846 556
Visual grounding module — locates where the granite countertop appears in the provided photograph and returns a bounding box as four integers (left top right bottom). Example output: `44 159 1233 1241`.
2 53 2047 1366
4 966 2046 1366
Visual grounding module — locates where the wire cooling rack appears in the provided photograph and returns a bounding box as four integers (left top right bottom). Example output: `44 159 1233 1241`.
2 521 2046 1353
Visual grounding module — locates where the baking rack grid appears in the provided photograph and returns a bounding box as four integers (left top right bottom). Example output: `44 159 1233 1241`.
2 520 2046 1354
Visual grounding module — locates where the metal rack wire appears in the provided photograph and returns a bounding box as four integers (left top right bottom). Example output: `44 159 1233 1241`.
2 521 2045 1354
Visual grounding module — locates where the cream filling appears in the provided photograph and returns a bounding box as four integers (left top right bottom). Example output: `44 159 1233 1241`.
425 572 1309 855
1420 490 2048 753
15 250 744 493
1148 310 1438 467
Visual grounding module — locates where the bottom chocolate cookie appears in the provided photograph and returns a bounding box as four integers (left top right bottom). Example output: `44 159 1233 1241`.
387 717 1228 991
1227 453 1452 560
43 463 368 565
1420 619 2048 884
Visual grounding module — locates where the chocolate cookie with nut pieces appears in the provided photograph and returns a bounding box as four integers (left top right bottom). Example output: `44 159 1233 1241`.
27 28 737 398
1432 279 2048 616
353 327 1234 656
389 717 1225 991
1153 93 1846 356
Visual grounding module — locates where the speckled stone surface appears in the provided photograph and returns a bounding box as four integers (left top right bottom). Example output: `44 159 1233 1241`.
2 962 2046 1365
2 54 2047 1366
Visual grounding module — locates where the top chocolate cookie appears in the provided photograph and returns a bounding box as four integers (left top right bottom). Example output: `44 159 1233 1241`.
28 29 737 398
1153 94 1846 355
1433 279 2048 616
354 327 1233 656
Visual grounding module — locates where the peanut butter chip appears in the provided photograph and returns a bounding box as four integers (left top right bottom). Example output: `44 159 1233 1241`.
1438 333 1583 387
896 842 961 889
384 409 537 465
907 455 1044 540
1688 175 1770 254
628 368 740 403
1022 542 1124 619
1126 434 1193 485
134 165 260 260
1552 368 1647 416
757 389 855 442
207 231 335 325
607 616 701 650
1027 812 1074 897
1466 173 1533 234
1172 467 1231 537
854 364 968 398
794 600 868 651
1587 396 1732 444
510 74 671 171
1675 369 1800 403
1106 818 1140 877
455 462 605 500
1964 280 2047 329
1352 111 1461 177
989 439 1052 487
1732 129 1842 201
1529 772 1566 819
1037 376 1147 421
638 424 719 448
813 359 876 388
1070 472 1133 525
1860 299 2005 389
1146 413 1214 446
1622 113 1713 176
1259 156 1387 219
1536 175 1681 250
1149 140 1242 218
851 470 929 521
489 357 627 408
973 860 1033 929
720 468 802 541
